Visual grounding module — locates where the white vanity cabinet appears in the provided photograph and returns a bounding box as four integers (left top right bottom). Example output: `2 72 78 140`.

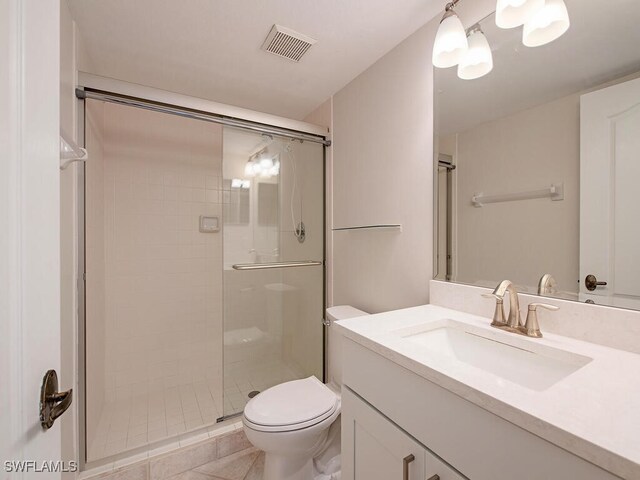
342 386 465 480
341 337 622 480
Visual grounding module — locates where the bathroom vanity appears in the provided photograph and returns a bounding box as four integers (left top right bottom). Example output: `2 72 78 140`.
336 305 640 480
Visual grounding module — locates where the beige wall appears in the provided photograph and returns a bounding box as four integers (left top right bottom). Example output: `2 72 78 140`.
304 99 333 309
330 20 438 313
329 0 496 314
454 94 581 293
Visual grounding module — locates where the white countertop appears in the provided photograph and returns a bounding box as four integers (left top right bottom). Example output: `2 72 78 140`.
335 304 640 479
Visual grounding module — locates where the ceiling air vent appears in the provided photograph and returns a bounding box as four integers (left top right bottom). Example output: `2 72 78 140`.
261 25 316 62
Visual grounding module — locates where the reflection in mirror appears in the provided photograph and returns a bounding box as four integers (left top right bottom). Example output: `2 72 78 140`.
434 0 640 311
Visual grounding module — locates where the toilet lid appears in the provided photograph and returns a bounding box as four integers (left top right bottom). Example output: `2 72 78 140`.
243 376 338 428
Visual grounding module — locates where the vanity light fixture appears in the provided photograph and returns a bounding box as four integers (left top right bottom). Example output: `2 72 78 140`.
495 0 544 29
522 0 570 47
244 151 280 179
432 0 468 68
457 24 493 80
244 158 260 177
259 154 274 171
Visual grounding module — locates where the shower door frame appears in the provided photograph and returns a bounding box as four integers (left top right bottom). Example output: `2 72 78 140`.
75 87 329 469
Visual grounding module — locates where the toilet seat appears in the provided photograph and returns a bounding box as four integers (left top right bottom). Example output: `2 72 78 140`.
244 376 340 433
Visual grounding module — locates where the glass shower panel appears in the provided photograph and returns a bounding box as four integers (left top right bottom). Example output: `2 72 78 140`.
222 127 324 418
84 99 224 462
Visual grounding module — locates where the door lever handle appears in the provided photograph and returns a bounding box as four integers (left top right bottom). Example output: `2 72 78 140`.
40 370 73 430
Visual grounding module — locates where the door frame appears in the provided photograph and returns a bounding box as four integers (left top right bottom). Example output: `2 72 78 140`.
1 0 63 473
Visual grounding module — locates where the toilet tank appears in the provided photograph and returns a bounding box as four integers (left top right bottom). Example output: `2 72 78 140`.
326 305 368 388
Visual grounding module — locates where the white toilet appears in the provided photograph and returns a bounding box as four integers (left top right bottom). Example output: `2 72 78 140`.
243 306 368 480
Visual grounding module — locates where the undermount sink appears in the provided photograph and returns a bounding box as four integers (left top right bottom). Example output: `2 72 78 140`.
397 320 592 391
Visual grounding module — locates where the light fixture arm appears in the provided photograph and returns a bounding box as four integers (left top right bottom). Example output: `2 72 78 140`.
466 23 482 36
445 0 461 12
442 0 462 22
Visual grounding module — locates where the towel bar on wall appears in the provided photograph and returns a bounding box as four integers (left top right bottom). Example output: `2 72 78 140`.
472 183 564 208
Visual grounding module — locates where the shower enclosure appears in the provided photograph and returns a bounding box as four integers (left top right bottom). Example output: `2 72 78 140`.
81 94 326 463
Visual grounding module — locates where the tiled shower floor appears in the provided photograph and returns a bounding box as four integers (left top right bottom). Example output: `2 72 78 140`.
88 359 300 461
88 380 222 461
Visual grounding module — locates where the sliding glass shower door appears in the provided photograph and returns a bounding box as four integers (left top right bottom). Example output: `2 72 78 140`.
221 127 325 418
84 99 226 462
82 95 326 463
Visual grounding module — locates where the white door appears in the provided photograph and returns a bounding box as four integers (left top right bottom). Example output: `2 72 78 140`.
1 0 73 477
580 77 640 309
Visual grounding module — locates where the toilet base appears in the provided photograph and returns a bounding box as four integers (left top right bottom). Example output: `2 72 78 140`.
263 453 314 480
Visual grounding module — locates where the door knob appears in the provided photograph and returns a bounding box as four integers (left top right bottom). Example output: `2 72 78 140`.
585 274 607 291
39 370 73 430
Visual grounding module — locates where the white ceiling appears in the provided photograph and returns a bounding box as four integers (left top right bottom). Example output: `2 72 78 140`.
436 0 640 136
68 0 443 120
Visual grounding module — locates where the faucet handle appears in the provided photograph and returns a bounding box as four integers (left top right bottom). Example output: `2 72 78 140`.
482 293 507 327
523 303 560 338
481 293 500 300
529 303 560 312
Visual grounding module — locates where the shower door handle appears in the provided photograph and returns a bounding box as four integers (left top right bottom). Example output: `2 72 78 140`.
232 260 323 270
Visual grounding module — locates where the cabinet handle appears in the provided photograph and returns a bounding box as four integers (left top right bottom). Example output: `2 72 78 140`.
402 454 415 480
427 476 440 480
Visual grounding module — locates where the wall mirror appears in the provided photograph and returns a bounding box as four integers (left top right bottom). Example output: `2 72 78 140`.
434 0 640 311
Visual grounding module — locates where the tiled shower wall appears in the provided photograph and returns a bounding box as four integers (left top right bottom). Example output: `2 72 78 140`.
102 103 224 401
86 101 225 441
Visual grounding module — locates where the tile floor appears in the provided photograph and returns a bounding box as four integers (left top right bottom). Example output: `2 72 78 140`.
179 448 264 480
91 428 263 480
88 359 300 461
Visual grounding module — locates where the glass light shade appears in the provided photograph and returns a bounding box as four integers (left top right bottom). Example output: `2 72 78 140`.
457 29 493 80
259 156 274 170
231 178 243 188
244 161 256 177
432 12 468 68
496 0 544 29
522 0 570 47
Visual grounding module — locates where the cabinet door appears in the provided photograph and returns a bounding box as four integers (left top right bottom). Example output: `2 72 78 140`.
425 449 467 480
342 387 426 480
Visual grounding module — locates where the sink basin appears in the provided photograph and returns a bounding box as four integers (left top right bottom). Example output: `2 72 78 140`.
398 320 592 391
